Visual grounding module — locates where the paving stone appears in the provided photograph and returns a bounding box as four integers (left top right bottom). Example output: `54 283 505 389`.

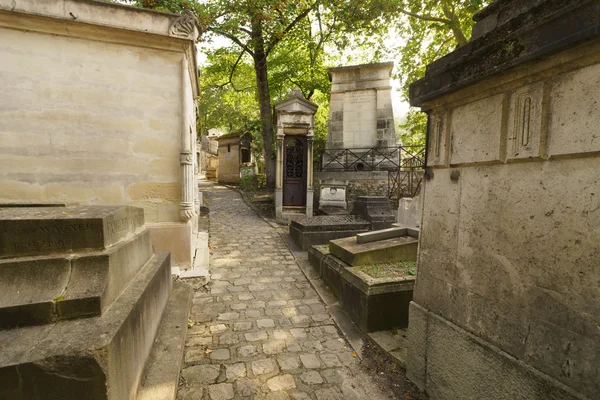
302 340 324 352
245 331 268 341
181 364 220 385
230 303 247 310
246 309 262 318
239 293 254 301
289 328 307 338
263 340 286 355
208 383 234 400
209 349 230 361
299 353 321 369
257 318 275 328
321 369 344 383
217 312 239 321
276 354 300 371
266 374 296 391
315 387 344 400
186 336 213 347
290 392 312 400
271 329 288 340
185 349 208 364
233 321 253 331
235 345 258 359
300 371 324 384
218 332 239 346
320 353 342 367
235 378 262 397
209 324 228 333
266 392 292 400
252 358 278 375
226 363 247 380
323 339 345 351
286 341 302 352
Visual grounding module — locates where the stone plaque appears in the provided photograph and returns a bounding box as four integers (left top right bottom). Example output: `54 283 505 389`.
343 90 377 148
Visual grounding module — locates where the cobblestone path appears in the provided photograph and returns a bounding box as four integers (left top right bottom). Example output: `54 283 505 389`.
177 184 393 400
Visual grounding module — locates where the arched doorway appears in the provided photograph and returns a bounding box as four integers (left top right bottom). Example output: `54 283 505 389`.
283 137 307 206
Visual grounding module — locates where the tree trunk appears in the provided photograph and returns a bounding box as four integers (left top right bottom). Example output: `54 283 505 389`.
251 22 276 188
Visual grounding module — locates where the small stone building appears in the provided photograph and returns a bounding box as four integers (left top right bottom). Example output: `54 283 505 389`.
216 131 253 184
0 0 200 268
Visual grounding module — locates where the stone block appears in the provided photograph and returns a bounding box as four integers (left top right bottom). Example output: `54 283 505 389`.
307 245 329 278
0 206 145 258
356 227 418 244
329 235 418 266
147 222 193 268
450 94 504 165
289 215 370 251
351 196 395 230
506 82 545 160
0 251 172 400
0 230 153 328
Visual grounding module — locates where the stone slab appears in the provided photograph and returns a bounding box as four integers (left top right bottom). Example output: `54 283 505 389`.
0 230 153 328
138 281 193 400
0 206 145 258
329 235 418 266
351 196 395 230
290 215 370 232
307 245 329 278
356 227 419 244
0 251 172 400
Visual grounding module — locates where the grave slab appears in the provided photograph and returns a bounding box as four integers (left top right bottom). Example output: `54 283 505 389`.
289 215 370 250
329 235 418 266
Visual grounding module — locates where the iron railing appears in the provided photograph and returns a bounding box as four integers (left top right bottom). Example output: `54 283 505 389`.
388 146 426 199
316 146 424 172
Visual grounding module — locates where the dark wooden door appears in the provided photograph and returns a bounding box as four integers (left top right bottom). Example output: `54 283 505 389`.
283 137 307 206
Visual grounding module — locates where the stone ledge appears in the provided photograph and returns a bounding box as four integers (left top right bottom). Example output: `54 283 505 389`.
0 252 172 400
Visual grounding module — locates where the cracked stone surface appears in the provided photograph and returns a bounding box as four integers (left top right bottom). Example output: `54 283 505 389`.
177 184 395 400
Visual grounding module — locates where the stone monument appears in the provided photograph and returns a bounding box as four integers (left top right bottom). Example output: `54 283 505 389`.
327 62 396 151
406 1 600 399
0 206 178 399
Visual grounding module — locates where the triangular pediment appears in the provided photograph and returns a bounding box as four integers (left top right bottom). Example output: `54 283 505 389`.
274 89 318 114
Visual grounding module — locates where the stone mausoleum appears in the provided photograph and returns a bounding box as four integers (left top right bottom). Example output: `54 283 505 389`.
316 62 398 210
274 89 318 221
216 130 253 184
0 0 201 268
406 1 600 399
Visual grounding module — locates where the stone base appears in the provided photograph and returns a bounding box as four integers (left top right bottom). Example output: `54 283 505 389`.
147 222 193 269
329 235 418 266
289 215 370 250
0 252 172 400
406 302 585 400
309 250 415 333
138 280 193 400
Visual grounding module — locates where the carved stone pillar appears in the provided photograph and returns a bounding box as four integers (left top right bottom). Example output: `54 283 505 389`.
275 128 284 219
179 57 195 223
306 132 314 217
180 150 195 222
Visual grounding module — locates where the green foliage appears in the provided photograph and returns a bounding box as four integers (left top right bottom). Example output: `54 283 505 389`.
393 0 492 145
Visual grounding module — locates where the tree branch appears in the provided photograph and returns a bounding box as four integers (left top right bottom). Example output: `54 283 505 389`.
399 9 450 24
265 1 318 55
209 28 255 57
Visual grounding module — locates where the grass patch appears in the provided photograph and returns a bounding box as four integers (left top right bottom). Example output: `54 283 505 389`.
354 261 417 279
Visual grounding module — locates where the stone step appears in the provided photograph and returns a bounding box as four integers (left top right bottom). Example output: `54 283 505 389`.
0 205 145 258
0 251 172 400
329 235 418 266
0 230 153 328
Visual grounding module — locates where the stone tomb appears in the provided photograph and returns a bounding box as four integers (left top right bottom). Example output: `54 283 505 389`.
0 206 172 400
318 179 348 210
289 215 370 250
351 196 396 230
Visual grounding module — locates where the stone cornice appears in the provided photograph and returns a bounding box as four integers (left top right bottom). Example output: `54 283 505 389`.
409 0 600 107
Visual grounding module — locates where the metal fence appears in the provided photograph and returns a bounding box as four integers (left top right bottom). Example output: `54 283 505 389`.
314 145 426 199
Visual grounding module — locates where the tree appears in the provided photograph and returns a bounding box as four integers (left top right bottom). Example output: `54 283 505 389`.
125 0 403 188
393 0 492 145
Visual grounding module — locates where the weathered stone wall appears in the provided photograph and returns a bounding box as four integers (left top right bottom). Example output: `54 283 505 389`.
217 141 240 184
408 32 600 400
0 0 199 267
